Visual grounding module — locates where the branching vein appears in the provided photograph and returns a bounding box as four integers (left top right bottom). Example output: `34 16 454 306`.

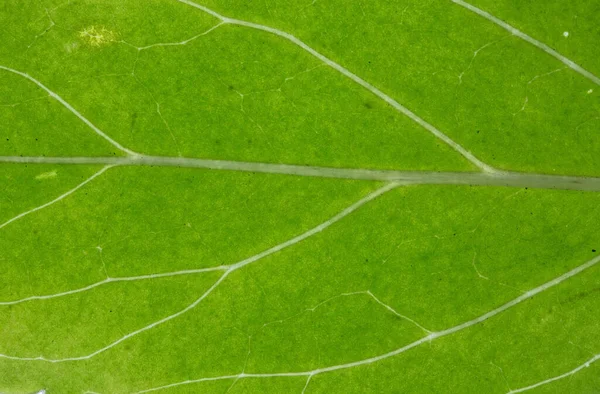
0 66 136 156
0 165 115 231
258 290 430 335
134 254 600 393
119 22 225 51
0 183 399 362
2 2 599 391
451 0 600 86
508 353 600 393
0 265 228 306
2 155 600 191
174 0 496 173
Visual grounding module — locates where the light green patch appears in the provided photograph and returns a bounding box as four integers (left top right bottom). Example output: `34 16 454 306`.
63 41 80 54
35 170 57 180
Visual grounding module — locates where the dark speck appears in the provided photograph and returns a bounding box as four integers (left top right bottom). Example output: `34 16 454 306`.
593 249 597 253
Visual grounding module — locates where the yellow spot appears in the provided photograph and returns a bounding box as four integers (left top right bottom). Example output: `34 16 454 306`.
78 26 117 47
35 170 57 180
588 89 594 94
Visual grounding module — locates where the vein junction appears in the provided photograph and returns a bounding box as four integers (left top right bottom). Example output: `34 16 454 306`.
0 165 114 231
131 254 600 393
0 0 498 174
0 266 228 306
2 2 599 392
0 66 136 156
173 0 494 173
508 353 600 393
2 155 600 191
0 183 400 362
3 173 599 393
451 0 600 86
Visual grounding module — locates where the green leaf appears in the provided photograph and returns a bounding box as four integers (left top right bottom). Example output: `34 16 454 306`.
1 0 599 393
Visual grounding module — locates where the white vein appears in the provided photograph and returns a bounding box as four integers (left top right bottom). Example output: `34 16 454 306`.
0 65 136 155
0 265 228 306
0 183 399 363
134 253 600 393
513 67 566 117
458 39 503 84
363 290 431 333
258 290 430 334
132 76 183 157
451 0 600 86
120 22 225 51
3 155 600 191
119 20 224 158
155 102 182 156
0 165 114 231
175 0 496 173
301 375 312 394
0 2 595 389
471 253 489 280
508 353 600 393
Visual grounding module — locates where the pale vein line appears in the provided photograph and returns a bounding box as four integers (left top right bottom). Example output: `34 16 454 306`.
0 266 229 306
263 290 430 334
364 290 431 333
134 254 600 393
508 353 600 393
451 0 600 86
0 273 230 363
0 183 399 363
0 65 137 155
2 155 600 191
458 38 505 84
135 373 308 393
301 375 312 394
123 21 225 50
0 165 115 231
174 0 496 173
